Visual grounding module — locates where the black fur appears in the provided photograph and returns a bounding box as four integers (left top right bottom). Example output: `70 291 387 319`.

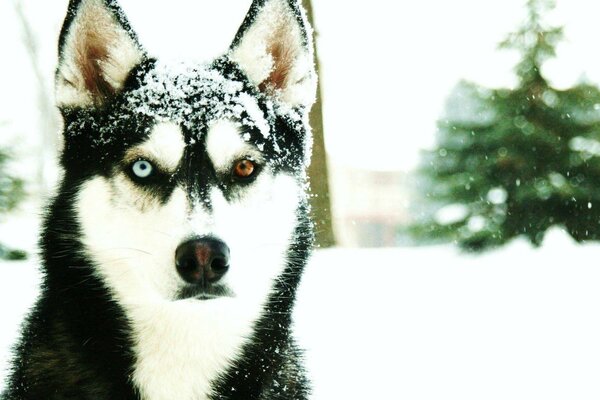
3 177 138 399
2 0 314 399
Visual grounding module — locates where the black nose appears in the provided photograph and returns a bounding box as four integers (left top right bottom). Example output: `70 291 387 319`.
175 237 230 285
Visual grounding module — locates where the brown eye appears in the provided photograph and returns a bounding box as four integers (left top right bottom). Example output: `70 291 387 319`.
233 159 256 179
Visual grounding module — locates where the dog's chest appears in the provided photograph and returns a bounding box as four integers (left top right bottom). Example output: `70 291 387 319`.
129 300 256 400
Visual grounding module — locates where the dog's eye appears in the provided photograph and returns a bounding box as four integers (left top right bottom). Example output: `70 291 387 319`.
232 159 256 180
131 159 154 178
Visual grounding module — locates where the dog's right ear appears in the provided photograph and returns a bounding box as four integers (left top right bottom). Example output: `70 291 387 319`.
55 0 146 109
229 0 316 109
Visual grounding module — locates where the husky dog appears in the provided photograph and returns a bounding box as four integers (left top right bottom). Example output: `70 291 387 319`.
2 0 316 398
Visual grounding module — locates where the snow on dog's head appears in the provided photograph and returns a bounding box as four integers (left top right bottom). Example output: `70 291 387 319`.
55 0 316 308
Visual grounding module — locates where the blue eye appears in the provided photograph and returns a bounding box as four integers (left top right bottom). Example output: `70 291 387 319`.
132 160 153 178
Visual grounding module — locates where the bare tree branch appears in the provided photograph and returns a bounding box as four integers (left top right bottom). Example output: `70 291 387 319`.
13 0 59 193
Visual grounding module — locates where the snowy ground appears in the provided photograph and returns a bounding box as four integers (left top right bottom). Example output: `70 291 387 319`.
2 211 600 399
296 242 600 400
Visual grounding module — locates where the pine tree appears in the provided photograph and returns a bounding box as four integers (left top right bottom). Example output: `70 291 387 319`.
411 0 600 251
0 142 26 260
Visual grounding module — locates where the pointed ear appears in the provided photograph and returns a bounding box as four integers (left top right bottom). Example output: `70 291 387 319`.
55 0 146 108
229 0 317 109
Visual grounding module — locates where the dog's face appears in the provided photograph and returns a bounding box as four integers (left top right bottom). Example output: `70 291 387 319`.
55 0 316 309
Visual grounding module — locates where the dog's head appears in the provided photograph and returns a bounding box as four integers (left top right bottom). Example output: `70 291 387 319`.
53 0 316 307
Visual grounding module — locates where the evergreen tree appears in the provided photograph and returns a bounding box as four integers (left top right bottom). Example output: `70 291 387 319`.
0 142 26 260
412 0 600 251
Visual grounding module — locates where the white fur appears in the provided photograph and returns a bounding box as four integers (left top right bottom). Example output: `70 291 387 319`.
205 120 262 172
229 0 316 108
206 174 300 300
130 122 185 171
238 92 271 138
56 0 144 107
76 123 301 400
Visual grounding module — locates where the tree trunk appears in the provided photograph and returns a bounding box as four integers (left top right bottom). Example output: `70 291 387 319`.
302 0 336 248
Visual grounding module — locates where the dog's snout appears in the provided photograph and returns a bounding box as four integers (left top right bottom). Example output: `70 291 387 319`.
175 237 230 285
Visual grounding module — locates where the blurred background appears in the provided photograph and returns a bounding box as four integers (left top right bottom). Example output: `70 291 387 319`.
3 0 600 399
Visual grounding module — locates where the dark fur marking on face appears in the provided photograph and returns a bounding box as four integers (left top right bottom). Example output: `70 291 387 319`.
178 142 217 211
121 158 177 206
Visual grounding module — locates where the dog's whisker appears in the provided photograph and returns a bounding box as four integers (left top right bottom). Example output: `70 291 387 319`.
95 247 154 256
144 229 175 238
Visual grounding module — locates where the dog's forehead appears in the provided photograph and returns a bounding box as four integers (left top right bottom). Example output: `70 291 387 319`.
123 61 270 141
62 60 308 175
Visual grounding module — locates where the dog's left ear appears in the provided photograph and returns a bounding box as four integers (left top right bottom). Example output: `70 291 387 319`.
55 0 146 109
229 0 317 109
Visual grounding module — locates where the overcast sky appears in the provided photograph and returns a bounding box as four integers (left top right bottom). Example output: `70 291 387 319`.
2 0 600 171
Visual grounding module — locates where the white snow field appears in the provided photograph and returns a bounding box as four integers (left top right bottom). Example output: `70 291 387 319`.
1 220 600 399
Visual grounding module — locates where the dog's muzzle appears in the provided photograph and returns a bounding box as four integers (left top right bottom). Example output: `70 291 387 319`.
175 236 230 288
